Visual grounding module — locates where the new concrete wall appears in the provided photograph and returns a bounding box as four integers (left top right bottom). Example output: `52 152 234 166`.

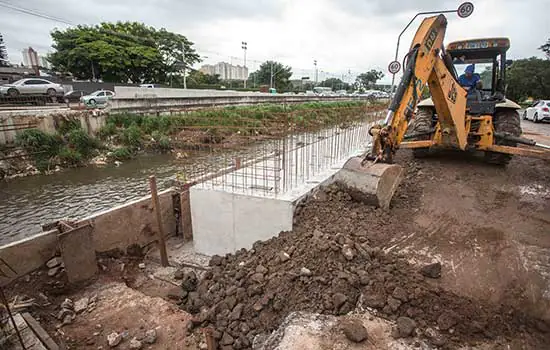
190 188 295 256
0 189 178 282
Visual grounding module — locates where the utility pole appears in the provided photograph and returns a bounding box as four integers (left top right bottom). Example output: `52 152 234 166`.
242 41 247 88
180 41 187 89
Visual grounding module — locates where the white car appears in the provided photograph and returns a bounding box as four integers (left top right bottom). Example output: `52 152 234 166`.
81 90 115 106
0 78 64 97
523 100 550 123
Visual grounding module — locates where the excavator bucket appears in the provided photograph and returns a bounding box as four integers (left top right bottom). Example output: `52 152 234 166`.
336 157 404 210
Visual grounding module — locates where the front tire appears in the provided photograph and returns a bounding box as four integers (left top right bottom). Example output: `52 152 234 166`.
7 88 19 97
88 99 96 106
484 109 521 166
407 107 434 158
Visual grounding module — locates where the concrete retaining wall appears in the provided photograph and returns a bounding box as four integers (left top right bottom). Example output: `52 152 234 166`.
0 189 177 282
109 94 365 115
114 87 263 99
78 189 177 252
0 110 107 145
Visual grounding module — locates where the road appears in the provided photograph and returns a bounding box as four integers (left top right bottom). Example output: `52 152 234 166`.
521 118 550 145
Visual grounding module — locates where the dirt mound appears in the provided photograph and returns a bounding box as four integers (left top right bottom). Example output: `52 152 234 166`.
182 185 549 349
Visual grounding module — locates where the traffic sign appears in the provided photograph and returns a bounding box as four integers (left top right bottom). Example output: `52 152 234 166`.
388 61 401 74
457 2 474 18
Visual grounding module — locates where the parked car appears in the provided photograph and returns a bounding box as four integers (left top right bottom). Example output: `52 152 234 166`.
63 90 88 103
523 100 550 123
0 78 64 97
81 90 115 106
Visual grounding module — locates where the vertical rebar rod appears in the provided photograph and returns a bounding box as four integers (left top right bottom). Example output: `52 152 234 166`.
0 287 26 349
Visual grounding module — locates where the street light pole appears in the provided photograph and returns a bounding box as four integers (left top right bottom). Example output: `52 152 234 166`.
242 41 247 88
180 41 187 89
313 60 318 84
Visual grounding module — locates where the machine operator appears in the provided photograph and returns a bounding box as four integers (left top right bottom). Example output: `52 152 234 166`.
458 64 481 92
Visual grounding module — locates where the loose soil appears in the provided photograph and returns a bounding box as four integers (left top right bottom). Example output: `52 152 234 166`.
182 151 550 349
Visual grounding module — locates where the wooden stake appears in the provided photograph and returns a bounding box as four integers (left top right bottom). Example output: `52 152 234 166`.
149 175 169 267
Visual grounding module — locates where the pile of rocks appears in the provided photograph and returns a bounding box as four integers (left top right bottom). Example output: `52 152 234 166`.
179 210 539 349
106 329 157 349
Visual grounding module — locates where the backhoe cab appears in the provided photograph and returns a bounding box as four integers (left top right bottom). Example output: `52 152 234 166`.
418 38 519 117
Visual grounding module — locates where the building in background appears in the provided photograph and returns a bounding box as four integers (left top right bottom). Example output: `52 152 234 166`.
40 56 50 69
200 62 248 81
21 47 39 68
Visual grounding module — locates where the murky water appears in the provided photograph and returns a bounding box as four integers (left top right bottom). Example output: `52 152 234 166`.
0 145 275 246
0 154 180 245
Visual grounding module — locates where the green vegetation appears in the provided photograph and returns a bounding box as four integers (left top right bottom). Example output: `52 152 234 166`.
48 22 199 83
507 57 550 102
16 123 101 172
14 101 373 174
110 147 132 161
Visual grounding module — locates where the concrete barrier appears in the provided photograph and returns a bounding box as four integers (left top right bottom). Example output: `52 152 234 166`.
0 189 178 282
109 95 365 115
114 87 261 99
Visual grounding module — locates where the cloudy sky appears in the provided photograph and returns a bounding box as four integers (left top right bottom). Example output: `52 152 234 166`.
1 0 548 83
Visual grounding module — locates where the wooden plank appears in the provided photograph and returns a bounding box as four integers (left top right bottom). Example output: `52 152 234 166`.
149 176 169 266
22 312 59 350
58 224 98 283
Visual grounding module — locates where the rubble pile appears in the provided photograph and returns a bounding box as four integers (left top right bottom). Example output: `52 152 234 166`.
181 186 544 349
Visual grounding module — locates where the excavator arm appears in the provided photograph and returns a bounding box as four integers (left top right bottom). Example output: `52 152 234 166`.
366 14 468 163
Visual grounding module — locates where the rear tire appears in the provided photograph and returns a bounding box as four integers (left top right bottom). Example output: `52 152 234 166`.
533 112 539 123
484 109 521 166
408 107 434 158
522 111 527 120
46 88 56 97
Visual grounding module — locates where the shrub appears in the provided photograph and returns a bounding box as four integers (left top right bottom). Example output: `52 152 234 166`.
67 128 99 158
16 129 61 157
110 147 132 160
157 135 172 151
58 147 83 165
121 123 142 148
98 122 117 139
57 118 81 135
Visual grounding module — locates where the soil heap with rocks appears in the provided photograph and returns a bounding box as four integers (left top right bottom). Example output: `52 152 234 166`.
181 186 548 349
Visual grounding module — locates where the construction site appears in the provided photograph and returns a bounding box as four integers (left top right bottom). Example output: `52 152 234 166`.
2 4 550 350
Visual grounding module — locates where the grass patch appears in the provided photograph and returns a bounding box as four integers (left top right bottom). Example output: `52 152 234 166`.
110 147 132 161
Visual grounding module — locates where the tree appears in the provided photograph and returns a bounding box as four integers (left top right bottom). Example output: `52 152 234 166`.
540 38 550 59
248 61 292 91
0 34 9 67
506 57 550 101
186 70 221 88
48 22 199 84
355 70 384 89
319 78 349 91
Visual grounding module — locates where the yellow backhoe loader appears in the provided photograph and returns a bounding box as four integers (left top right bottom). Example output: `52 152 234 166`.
339 12 550 209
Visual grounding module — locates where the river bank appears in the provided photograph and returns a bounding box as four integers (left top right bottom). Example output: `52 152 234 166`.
0 101 379 180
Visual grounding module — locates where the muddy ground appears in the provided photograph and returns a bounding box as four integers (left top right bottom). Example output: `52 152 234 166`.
3 147 550 349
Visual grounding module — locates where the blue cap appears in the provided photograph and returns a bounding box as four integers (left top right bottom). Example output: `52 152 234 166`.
465 64 475 73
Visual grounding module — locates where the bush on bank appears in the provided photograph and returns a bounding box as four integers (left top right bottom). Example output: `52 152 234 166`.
12 101 373 174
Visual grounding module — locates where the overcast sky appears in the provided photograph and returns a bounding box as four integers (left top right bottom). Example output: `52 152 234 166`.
1 0 548 83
